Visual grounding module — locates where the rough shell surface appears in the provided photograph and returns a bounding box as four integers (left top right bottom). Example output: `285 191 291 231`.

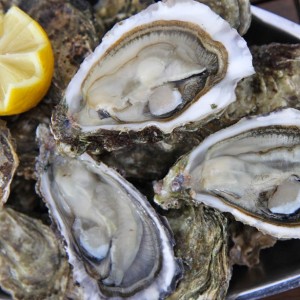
229 220 277 268
0 121 18 204
0 207 71 300
165 204 231 300
92 0 251 35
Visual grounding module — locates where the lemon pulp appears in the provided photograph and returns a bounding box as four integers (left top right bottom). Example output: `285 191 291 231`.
0 6 54 115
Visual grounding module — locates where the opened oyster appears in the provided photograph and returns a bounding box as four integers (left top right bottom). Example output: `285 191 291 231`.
155 108 300 239
82 42 300 182
52 0 254 154
0 120 18 203
36 126 182 299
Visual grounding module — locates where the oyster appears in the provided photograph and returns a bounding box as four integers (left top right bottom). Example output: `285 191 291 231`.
154 108 300 239
36 126 182 299
52 0 254 154
84 43 300 182
0 207 71 300
92 0 251 35
0 120 18 204
165 204 231 300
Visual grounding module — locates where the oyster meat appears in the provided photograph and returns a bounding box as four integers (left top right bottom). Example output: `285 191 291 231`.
36 126 182 299
155 108 300 239
0 207 71 300
0 120 18 204
52 0 254 154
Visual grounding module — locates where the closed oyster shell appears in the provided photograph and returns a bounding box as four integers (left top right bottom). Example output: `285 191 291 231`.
0 207 71 300
165 204 231 300
52 0 254 155
0 121 18 204
92 0 251 35
154 108 300 239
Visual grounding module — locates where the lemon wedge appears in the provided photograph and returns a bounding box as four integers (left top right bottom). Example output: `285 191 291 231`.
0 6 54 115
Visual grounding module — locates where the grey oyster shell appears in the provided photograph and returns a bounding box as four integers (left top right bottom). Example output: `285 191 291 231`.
51 0 253 156
154 108 300 239
92 0 251 35
0 121 18 204
36 126 182 300
0 207 71 300
165 205 231 300
1 0 101 180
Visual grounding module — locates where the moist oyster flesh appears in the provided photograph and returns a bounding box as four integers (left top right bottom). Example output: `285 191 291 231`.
52 0 254 154
80 23 223 124
37 128 181 299
154 108 300 239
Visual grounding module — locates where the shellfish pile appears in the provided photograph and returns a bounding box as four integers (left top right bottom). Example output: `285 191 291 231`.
0 0 300 299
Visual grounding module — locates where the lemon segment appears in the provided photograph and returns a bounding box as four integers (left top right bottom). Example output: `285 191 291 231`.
0 6 54 115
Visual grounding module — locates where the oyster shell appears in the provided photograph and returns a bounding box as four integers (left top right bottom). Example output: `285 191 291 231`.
92 0 251 35
0 120 18 204
36 126 182 299
225 43 300 122
165 204 231 300
154 108 300 239
52 0 254 154
0 207 71 300
229 221 277 268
